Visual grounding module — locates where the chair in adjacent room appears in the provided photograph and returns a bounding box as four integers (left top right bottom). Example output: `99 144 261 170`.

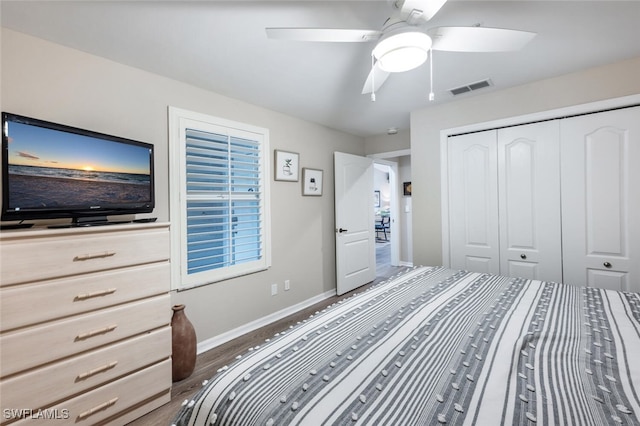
375 216 390 241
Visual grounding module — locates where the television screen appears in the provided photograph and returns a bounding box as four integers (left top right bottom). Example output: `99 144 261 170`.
1 112 154 225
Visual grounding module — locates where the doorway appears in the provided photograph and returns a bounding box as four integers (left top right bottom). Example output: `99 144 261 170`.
373 162 393 274
370 151 412 278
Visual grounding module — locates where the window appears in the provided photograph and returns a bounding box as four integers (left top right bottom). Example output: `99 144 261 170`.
169 107 271 289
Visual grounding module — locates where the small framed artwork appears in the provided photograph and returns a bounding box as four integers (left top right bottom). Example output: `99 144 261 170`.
274 150 300 181
403 182 412 196
374 190 381 207
302 168 323 196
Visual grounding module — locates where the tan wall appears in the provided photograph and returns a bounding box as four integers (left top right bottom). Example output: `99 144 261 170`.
364 128 410 155
1 28 365 343
410 56 640 267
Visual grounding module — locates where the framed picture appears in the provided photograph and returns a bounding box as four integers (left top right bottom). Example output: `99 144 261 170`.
302 168 323 196
374 190 381 207
274 150 299 181
403 181 412 196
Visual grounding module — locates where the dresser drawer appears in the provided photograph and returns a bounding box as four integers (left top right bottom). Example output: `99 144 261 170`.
1 262 170 332
0 295 170 377
6 359 171 425
0 327 170 414
0 225 169 286
100 391 170 426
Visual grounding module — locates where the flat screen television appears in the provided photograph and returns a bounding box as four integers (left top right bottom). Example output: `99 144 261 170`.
1 112 155 227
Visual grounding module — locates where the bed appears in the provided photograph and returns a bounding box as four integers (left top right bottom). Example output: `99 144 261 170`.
172 266 640 425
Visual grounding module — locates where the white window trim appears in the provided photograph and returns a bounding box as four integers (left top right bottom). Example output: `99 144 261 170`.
168 106 271 290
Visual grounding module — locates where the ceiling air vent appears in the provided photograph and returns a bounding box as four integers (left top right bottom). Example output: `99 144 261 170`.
449 79 492 96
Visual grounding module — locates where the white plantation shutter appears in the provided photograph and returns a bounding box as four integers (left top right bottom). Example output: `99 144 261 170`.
169 108 270 289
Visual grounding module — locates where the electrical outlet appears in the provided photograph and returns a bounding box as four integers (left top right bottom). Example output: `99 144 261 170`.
284 279 290 291
271 283 278 296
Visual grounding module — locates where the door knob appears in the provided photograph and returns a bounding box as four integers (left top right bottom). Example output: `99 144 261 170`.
337 228 348 233
604 262 612 268
520 254 527 260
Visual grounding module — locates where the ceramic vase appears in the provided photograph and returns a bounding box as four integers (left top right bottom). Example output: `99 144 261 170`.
171 304 197 382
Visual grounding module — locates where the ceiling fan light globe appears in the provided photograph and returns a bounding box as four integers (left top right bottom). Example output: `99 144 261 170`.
377 46 429 72
373 31 432 73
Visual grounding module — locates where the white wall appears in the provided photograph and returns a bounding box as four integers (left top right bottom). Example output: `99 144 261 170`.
411 56 640 267
1 28 366 344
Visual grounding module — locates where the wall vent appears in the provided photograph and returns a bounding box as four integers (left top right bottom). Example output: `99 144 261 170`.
449 79 493 96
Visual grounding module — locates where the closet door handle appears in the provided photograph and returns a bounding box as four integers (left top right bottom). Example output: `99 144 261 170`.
604 262 612 268
520 254 527 260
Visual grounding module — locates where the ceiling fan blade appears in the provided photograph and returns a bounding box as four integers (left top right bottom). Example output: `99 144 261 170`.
400 0 448 24
266 28 381 42
361 63 391 95
428 27 536 52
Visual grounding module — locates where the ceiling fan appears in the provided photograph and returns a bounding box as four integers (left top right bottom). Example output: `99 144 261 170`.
266 0 536 100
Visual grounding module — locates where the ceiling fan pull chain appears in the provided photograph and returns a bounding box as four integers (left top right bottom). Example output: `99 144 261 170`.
371 53 376 102
429 47 435 101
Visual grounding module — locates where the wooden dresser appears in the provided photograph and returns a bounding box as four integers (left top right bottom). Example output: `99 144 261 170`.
0 222 172 425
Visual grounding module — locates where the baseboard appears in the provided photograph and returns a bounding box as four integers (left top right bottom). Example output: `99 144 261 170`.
197 289 336 355
399 261 414 267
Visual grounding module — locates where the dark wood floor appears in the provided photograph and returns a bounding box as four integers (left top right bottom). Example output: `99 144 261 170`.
129 249 405 425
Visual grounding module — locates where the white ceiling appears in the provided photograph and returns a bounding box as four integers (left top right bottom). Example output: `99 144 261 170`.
2 1 640 137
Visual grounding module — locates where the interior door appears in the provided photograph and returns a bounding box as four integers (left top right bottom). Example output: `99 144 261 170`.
497 121 562 282
560 106 640 291
447 131 500 274
334 152 376 295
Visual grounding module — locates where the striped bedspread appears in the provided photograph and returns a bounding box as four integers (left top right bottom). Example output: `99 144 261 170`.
172 266 640 425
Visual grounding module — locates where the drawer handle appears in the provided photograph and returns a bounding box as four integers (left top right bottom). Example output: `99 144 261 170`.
76 324 118 341
76 361 118 381
77 397 119 420
74 251 116 261
75 288 117 301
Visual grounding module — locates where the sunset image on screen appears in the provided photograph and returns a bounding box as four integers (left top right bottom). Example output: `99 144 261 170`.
6 120 152 209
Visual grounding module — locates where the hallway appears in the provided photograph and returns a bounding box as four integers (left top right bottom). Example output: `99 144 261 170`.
376 240 391 277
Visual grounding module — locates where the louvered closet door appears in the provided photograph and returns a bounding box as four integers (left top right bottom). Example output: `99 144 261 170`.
448 130 500 274
497 121 563 282
561 106 640 291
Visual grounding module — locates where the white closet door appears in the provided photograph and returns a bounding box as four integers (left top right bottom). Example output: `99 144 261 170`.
497 121 562 282
561 106 640 291
448 131 500 274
